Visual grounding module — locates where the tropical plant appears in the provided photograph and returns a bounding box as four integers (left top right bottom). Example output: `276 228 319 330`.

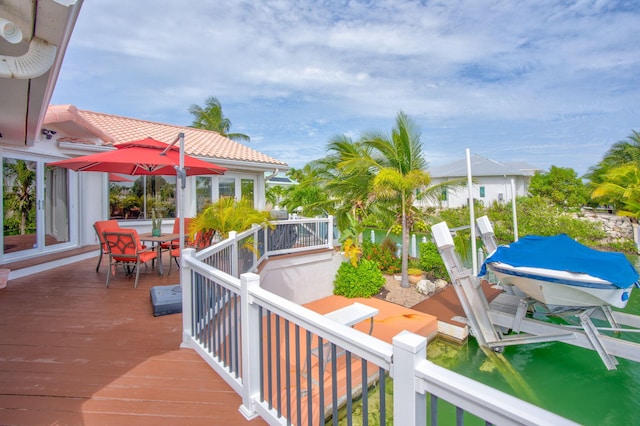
361 239 401 274
585 130 640 206
319 135 379 240
279 164 331 217
189 197 270 239
418 241 448 280
591 163 640 218
188 96 250 143
342 238 362 267
3 159 36 235
360 111 432 288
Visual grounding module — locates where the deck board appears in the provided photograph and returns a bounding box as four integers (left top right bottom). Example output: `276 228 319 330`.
0 254 266 425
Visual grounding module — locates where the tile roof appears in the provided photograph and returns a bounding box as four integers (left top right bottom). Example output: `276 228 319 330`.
430 154 525 178
46 105 288 168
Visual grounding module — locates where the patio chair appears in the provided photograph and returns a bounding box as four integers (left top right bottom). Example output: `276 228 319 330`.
167 227 214 275
103 230 158 288
160 217 192 252
93 220 122 272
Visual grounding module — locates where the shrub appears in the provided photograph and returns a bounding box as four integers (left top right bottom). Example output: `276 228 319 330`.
419 241 448 280
362 240 400 274
333 259 386 298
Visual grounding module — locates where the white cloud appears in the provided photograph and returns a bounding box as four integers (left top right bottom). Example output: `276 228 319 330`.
52 0 640 176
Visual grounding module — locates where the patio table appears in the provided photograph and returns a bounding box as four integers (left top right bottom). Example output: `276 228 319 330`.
139 232 180 276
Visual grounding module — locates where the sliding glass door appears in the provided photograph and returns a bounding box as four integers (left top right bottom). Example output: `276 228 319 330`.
2 154 73 260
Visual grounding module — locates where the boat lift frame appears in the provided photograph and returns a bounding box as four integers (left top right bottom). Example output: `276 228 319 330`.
432 218 640 370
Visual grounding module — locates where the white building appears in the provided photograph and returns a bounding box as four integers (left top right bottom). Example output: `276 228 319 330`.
422 154 540 209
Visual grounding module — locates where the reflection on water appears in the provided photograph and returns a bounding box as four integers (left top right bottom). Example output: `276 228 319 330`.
428 259 640 426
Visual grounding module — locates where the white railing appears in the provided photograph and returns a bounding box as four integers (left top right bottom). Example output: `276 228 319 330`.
179 217 576 425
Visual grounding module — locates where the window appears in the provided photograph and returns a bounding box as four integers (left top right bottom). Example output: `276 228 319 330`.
219 177 236 198
479 186 485 198
196 176 212 212
194 175 258 214
241 178 254 202
109 175 176 219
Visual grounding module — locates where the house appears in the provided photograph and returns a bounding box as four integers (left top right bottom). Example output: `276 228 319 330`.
2 102 289 265
423 154 541 209
265 170 296 209
0 1 289 266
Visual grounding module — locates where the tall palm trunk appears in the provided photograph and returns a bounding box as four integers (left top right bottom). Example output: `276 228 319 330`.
400 193 410 288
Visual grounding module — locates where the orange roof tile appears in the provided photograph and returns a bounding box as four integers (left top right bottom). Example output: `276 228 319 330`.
47 105 288 168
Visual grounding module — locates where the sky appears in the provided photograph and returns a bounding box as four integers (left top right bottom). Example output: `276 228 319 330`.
51 0 640 177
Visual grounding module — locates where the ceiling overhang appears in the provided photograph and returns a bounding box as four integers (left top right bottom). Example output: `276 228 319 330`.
0 0 83 147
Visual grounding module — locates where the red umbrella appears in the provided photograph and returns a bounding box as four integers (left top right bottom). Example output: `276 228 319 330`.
109 173 133 182
49 137 226 176
50 135 225 266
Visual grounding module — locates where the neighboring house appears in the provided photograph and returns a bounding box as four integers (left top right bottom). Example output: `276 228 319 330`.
265 171 296 209
421 154 541 209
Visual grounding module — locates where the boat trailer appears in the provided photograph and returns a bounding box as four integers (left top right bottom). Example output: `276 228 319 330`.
431 218 640 370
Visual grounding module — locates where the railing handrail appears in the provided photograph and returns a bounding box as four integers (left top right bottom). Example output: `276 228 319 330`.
249 282 393 368
180 216 576 426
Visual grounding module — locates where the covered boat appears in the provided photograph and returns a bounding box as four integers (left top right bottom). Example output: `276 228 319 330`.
480 234 639 309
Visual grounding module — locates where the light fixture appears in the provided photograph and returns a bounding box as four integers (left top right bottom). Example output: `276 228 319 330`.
41 128 57 140
0 18 22 44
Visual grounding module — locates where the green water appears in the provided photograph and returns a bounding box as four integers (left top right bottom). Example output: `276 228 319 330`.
428 285 640 425
366 229 640 424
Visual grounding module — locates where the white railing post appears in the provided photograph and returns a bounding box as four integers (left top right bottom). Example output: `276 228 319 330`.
251 224 260 269
180 247 196 348
230 231 238 277
328 215 334 248
392 331 427 426
239 272 261 420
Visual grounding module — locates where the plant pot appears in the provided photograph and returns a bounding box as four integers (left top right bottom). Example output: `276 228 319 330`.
408 274 422 285
152 228 161 237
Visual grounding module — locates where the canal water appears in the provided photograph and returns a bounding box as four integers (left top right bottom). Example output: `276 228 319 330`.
427 265 640 425
366 229 640 424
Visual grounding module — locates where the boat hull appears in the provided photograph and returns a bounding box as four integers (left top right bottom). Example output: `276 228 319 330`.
488 262 634 309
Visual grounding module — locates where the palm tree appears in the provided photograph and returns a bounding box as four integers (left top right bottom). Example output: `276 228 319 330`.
591 163 640 218
280 164 331 217
361 111 432 288
188 96 250 143
320 135 378 242
586 130 640 187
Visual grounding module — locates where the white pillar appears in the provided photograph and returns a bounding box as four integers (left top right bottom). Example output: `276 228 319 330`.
392 331 427 426
230 230 238 277
239 273 261 420
180 247 196 348
466 149 477 274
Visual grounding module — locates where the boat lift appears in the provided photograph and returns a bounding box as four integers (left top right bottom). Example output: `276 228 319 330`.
432 218 640 370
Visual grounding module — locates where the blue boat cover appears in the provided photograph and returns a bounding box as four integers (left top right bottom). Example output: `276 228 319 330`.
479 234 639 289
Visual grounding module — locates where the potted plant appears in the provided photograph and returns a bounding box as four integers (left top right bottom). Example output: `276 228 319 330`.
407 267 423 285
151 209 162 236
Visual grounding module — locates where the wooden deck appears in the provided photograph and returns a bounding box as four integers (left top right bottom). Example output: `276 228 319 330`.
0 253 267 425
